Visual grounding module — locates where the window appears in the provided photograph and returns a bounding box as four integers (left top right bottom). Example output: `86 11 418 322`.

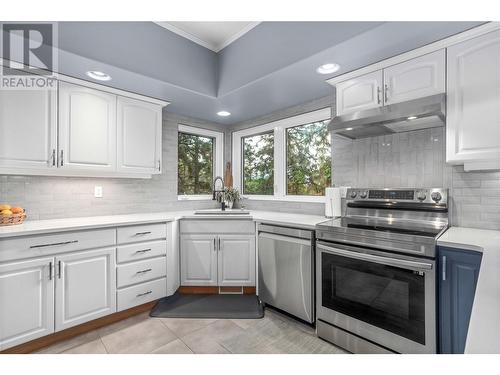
177 124 223 199
243 132 274 195
286 120 331 196
232 108 331 202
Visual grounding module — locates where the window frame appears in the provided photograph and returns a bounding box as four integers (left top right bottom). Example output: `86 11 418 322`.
232 107 331 203
177 124 224 201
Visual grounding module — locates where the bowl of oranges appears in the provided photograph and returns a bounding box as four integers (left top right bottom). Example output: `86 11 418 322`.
0 204 26 226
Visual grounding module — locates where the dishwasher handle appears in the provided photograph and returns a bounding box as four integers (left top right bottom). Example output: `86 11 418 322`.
258 231 311 247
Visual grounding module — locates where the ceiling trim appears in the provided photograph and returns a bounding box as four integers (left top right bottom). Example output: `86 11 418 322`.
154 21 260 52
216 22 260 52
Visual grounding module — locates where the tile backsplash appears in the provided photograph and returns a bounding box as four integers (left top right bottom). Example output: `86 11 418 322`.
0 112 221 220
2 96 500 229
332 126 500 230
332 127 447 188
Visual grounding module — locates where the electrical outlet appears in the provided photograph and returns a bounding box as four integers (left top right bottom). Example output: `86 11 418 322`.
94 186 103 198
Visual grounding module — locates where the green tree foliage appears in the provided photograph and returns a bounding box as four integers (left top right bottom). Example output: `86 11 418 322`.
243 132 274 195
178 132 214 195
286 121 331 196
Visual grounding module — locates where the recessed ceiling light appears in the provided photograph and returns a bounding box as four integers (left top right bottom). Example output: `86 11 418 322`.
316 63 340 75
86 71 112 81
217 111 231 117
345 127 353 131
407 116 418 120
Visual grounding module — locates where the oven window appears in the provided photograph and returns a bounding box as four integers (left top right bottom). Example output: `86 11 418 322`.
322 251 426 345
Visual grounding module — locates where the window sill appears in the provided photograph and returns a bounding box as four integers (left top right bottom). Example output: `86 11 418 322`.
241 195 325 203
177 195 212 201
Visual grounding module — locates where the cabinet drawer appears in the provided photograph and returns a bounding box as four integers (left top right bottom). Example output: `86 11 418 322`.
116 256 166 288
117 223 166 244
0 228 116 263
117 278 166 312
180 219 255 234
116 240 166 264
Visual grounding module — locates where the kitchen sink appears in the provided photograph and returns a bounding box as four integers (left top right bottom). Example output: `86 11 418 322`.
194 209 250 215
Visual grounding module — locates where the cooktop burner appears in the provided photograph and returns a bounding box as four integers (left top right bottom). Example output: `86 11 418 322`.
316 188 450 257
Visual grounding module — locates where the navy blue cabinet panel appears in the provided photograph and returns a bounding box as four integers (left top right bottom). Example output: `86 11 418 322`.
438 246 482 354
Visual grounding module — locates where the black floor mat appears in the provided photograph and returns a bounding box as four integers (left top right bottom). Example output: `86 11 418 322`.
150 292 264 319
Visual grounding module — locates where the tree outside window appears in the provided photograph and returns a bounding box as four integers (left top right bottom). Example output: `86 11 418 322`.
243 132 274 195
178 132 214 195
286 120 331 196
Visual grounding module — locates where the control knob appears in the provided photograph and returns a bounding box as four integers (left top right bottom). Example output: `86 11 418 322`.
416 191 426 201
431 191 442 202
360 191 368 199
350 191 357 199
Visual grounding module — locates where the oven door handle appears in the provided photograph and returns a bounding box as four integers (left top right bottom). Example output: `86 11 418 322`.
317 244 433 271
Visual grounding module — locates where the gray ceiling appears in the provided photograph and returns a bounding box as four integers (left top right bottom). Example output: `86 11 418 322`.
50 22 485 124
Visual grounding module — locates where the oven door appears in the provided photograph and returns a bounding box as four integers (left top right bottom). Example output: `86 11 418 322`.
316 241 436 354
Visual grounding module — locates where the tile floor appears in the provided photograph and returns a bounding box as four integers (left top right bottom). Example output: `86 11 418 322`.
35 308 348 354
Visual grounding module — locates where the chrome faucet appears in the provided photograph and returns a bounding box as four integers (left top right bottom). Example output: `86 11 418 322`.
212 176 226 211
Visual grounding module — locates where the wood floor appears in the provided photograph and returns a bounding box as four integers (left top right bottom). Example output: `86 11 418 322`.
35 308 348 354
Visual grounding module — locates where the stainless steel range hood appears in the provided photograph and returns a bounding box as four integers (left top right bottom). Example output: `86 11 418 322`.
328 94 446 139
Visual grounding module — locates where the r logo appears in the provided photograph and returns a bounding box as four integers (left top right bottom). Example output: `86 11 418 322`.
2 23 55 76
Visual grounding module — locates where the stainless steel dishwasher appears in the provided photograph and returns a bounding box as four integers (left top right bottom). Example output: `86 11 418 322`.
258 224 314 323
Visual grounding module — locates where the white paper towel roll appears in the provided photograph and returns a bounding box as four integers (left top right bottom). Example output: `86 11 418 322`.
325 187 341 218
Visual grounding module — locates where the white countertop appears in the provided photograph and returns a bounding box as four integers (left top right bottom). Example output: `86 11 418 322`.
438 226 500 354
0 210 328 238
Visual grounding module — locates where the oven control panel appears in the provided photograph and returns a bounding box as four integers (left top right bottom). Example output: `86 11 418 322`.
346 188 448 205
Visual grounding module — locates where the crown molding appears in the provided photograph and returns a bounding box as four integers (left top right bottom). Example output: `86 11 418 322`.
154 21 260 52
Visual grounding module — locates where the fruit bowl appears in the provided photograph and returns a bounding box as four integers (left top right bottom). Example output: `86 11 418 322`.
0 208 26 226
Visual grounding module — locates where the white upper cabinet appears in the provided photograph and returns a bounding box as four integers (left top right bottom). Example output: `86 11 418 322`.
0 257 54 351
447 29 500 170
117 97 162 174
58 81 117 172
336 70 383 116
218 235 255 287
55 247 116 331
384 50 445 105
0 88 57 170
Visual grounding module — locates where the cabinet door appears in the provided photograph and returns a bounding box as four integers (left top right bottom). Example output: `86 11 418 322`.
218 235 255 287
117 97 162 175
335 70 383 115
0 257 54 351
55 247 116 331
0 88 57 170
446 30 500 168
384 50 445 105
438 247 482 354
58 81 117 172
180 235 217 286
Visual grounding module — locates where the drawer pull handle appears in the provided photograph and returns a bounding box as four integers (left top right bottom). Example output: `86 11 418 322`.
30 240 78 249
135 248 152 254
137 291 152 297
49 261 53 280
135 231 152 236
136 268 152 274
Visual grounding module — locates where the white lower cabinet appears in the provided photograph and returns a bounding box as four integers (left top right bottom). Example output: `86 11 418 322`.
179 221 256 288
180 234 218 286
0 257 54 351
55 247 116 331
218 235 255 287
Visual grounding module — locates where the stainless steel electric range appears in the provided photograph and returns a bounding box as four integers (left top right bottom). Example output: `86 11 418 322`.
315 187 449 354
